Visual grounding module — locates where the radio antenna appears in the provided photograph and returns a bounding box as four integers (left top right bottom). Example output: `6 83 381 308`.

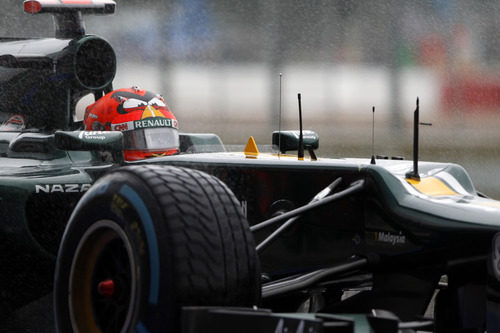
370 106 376 165
278 73 283 158
297 93 304 160
405 97 431 180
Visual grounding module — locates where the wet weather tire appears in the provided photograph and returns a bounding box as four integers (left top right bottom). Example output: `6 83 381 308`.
54 165 260 332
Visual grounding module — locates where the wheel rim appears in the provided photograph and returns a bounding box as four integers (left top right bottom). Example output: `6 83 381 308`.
69 220 137 333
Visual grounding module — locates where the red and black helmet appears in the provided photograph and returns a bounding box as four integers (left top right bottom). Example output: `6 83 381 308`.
84 86 179 161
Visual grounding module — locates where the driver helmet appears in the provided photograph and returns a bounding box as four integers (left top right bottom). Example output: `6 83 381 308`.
84 86 179 161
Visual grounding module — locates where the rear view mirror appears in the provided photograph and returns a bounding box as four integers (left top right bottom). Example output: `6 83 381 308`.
54 130 123 152
272 130 319 153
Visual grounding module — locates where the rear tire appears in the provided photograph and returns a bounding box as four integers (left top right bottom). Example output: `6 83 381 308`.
54 165 260 332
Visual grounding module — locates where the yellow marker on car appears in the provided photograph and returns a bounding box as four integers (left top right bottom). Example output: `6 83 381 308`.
406 177 458 196
244 136 259 158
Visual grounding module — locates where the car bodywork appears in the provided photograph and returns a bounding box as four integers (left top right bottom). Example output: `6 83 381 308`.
149 138 499 320
2 1 500 332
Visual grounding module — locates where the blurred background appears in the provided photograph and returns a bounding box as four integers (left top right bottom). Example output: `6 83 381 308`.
3 0 500 197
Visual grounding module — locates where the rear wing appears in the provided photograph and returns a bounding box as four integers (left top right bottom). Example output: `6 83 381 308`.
23 0 116 38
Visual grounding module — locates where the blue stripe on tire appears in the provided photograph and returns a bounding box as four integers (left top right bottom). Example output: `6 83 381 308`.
120 184 160 305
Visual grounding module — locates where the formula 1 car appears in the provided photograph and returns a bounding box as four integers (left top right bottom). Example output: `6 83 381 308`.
3 1 500 332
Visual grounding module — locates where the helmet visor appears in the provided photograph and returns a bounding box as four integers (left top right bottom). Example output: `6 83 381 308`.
123 127 179 151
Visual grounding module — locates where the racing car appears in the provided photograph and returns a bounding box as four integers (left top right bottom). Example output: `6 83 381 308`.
3 1 500 332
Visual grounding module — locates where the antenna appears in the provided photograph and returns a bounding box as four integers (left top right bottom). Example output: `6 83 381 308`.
297 93 304 160
278 73 283 158
370 106 376 165
405 97 431 180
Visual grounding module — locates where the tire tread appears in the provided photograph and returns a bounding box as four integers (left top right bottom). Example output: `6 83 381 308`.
121 165 260 306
